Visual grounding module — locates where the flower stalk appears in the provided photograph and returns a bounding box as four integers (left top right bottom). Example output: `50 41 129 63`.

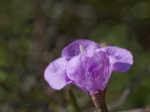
91 90 108 112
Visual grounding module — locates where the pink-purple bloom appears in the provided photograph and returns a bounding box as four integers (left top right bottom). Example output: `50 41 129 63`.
44 40 133 94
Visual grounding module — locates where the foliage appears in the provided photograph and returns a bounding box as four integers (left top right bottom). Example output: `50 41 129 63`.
0 0 150 112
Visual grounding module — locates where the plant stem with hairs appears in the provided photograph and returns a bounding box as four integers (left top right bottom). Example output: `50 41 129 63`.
91 90 108 112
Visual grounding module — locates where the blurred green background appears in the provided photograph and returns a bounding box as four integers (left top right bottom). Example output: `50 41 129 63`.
0 0 150 112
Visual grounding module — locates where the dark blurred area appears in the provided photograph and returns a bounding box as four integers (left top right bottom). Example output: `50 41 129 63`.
0 0 150 112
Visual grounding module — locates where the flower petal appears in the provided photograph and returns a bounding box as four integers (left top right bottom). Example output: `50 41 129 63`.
62 40 99 60
99 46 133 72
66 51 111 93
44 57 71 90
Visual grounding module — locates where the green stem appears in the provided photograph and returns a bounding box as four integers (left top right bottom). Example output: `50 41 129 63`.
68 89 80 112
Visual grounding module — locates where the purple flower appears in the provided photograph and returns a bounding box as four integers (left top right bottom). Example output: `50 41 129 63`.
44 40 133 94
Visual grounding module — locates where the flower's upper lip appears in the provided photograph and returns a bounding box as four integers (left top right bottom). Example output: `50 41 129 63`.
61 39 100 60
